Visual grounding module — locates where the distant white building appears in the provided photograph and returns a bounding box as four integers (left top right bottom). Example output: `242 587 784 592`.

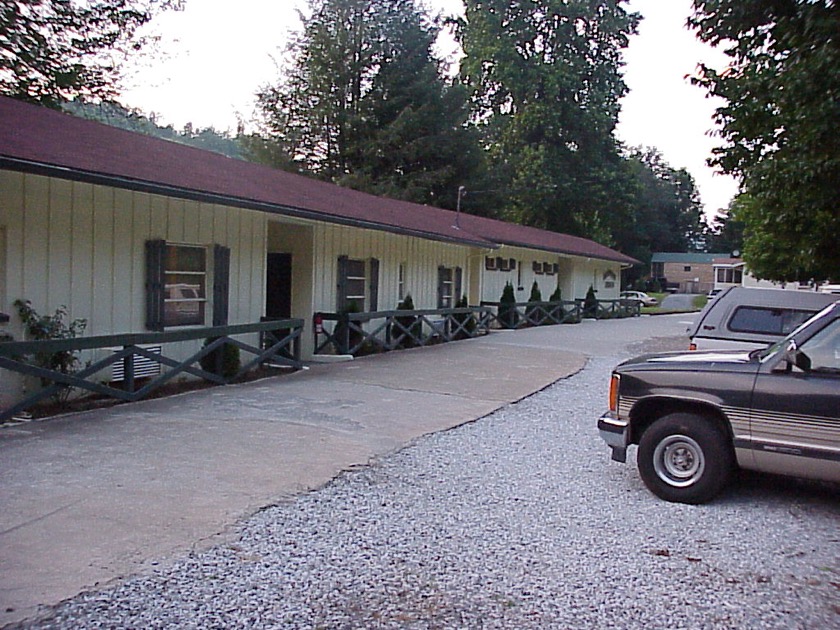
712 258 813 292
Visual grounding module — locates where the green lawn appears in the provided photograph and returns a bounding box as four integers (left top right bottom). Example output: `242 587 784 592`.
639 292 707 314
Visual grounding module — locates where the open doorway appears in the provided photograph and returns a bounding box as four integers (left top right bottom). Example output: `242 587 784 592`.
265 253 292 318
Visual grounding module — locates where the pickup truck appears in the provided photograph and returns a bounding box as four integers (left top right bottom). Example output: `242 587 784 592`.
598 301 840 504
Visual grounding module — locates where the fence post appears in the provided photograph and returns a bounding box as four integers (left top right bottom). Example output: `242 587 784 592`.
123 347 135 393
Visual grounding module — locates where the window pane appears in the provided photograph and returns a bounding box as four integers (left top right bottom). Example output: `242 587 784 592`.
163 245 207 326
166 245 206 273
347 259 366 278
801 320 840 372
164 274 206 300
346 278 366 299
164 297 205 326
729 307 785 334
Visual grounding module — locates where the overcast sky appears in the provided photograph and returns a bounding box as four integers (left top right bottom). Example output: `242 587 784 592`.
121 0 738 218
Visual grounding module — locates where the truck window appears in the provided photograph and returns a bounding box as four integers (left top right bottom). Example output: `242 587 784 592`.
728 306 815 335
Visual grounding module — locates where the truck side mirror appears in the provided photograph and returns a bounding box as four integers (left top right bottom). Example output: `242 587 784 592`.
782 340 811 373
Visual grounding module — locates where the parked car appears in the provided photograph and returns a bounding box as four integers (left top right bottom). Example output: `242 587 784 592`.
598 301 840 504
706 288 722 300
688 286 837 351
620 291 658 307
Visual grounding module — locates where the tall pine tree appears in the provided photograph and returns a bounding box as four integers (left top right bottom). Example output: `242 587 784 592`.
255 0 482 208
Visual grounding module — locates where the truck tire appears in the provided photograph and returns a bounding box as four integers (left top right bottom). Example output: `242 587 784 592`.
638 412 735 504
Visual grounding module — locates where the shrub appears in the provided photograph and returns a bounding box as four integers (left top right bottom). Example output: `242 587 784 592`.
525 281 543 325
583 285 598 318
199 337 241 379
498 282 519 329
394 293 421 348
13 299 87 403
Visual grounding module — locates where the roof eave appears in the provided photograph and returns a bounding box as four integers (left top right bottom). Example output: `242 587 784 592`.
0 156 498 250
493 238 640 266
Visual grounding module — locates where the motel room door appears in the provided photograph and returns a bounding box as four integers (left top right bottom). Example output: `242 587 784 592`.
265 253 292 319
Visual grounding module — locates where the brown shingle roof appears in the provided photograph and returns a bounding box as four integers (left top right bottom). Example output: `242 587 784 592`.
0 96 638 265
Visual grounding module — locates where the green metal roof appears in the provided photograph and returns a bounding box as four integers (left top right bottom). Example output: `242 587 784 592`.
651 252 730 264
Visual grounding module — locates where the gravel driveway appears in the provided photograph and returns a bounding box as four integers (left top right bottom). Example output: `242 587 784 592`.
18 338 839 629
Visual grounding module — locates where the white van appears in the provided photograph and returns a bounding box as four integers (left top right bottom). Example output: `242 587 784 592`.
688 286 837 351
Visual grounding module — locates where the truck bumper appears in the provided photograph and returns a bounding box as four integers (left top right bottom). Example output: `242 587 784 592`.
598 411 629 463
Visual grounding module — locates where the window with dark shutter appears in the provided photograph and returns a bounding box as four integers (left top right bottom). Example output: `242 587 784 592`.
145 239 166 331
213 245 231 326
146 240 217 329
438 266 454 308
337 256 366 311
337 255 349 311
369 258 380 312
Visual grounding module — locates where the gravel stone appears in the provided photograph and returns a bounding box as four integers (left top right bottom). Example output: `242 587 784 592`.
19 339 840 629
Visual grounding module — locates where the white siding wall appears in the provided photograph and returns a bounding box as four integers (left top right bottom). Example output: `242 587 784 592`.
478 248 622 305
564 260 622 302
312 223 470 312
0 171 267 335
479 247 572 304
0 171 268 401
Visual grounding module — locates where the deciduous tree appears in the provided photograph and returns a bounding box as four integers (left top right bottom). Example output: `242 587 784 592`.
0 0 179 107
690 0 840 281
456 0 640 237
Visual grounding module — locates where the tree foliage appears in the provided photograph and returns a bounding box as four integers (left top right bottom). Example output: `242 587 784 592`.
690 0 840 281
0 0 180 107
456 0 640 237
255 0 482 208
704 197 745 256
619 147 706 261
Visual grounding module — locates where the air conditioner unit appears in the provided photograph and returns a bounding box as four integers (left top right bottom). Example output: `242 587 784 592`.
111 345 162 382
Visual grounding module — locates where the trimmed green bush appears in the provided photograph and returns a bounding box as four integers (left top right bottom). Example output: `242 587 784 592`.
525 281 542 325
583 285 598 318
200 337 241 379
394 294 421 348
498 281 519 329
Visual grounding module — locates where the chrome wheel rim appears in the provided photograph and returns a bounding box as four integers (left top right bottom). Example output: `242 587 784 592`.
653 434 705 488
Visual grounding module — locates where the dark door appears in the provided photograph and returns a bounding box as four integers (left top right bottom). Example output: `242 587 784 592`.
266 253 292 318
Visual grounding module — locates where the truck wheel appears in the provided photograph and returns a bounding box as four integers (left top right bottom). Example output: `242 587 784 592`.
638 413 735 504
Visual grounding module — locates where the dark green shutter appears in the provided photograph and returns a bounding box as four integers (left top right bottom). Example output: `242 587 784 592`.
337 255 349 311
437 266 446 308
213 244 231 326
369 258 380 312
145 239 166 331
455 267 463 303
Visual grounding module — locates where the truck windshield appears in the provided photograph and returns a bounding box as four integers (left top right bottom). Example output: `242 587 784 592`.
756 302 838 362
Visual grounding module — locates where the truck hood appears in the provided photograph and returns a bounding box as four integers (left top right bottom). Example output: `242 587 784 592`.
617 349 756 372
648 350 753 364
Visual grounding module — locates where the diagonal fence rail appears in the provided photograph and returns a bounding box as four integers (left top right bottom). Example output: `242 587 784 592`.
314 307 493 356
0 319 303 422
480 298 640 329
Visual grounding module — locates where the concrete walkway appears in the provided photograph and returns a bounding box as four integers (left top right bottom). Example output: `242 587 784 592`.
0 315 692 626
